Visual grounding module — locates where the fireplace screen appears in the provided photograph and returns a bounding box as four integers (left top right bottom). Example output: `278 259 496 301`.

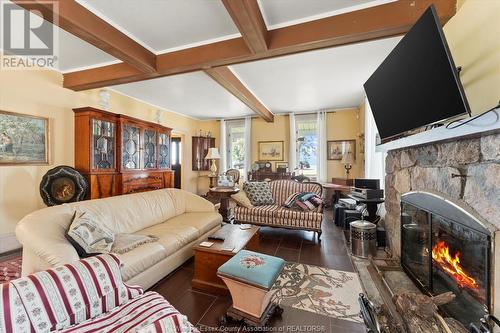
401 192 491 327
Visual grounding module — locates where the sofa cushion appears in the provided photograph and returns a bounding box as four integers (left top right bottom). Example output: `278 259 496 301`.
231 190 253 208
234 205 278 225
10 254 143 332
244 182 275 206
67 189 186 235
118 242 168 281
172 212 222 236
274 207 323 230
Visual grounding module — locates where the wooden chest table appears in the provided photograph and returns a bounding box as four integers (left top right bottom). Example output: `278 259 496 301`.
192 224 260 295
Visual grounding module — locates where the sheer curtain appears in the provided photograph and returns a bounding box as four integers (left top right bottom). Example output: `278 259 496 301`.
243 116 252 180
289 113 297 172
364 97 386 189
219 119 227 173
317 111 327 182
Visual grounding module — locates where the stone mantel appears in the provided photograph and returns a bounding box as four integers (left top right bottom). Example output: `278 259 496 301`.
377 107 500 153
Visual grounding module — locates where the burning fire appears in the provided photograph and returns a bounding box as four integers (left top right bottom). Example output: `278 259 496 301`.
432 241 479 290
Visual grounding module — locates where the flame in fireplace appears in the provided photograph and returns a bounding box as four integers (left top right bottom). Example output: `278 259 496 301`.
432 241 479 290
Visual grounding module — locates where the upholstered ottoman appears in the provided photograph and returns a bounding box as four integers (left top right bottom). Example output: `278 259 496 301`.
217 250 285 326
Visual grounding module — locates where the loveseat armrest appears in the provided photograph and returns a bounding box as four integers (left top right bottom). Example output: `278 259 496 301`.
15 205 80 274
183 191 218 213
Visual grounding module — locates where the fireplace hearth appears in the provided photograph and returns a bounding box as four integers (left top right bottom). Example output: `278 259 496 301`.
400 191 491 327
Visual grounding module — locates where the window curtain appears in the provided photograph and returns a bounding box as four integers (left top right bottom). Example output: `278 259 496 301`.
364 97 386 189
243 116 252 180
219 119 227 173
317 111 327 183
289 113 297 172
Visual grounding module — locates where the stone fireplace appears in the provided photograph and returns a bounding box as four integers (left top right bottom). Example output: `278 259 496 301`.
384 132 499 326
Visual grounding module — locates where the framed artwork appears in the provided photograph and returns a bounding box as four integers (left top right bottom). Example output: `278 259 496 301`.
258 141 284 161
0 110 49 165
276 162 288 168
327 140 356 160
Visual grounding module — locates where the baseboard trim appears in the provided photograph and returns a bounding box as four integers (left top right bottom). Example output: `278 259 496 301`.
0 233 21 254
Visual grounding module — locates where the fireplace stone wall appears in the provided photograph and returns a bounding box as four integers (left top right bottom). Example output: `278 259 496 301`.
384 131 500 319
384 132 500 257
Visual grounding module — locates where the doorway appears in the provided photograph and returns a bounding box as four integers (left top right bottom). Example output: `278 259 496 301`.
171 136 182 189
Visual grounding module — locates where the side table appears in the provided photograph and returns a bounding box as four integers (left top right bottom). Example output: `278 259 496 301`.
209 186 240 223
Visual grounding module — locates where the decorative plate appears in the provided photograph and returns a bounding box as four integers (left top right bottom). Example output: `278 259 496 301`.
40 166 88 206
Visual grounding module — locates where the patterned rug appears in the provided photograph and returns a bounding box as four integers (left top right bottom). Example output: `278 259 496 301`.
0 255 22 283
271 262 363 323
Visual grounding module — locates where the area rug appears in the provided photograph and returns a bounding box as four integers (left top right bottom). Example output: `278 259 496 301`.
271 262 363 323
0 255 22 283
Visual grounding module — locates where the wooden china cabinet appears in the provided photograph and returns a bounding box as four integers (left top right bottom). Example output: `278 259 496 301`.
192 136 215 171
74 107 174 200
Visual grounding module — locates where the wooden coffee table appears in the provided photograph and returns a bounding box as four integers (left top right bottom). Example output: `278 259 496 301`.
192 224 260 295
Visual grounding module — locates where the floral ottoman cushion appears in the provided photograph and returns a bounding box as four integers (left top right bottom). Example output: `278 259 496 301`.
217 250 285 290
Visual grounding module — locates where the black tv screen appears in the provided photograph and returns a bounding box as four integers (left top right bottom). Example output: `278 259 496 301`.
364 5 470 143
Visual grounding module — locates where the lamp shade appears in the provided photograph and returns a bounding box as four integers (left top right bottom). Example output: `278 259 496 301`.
205 147 221 160
341 151 354 164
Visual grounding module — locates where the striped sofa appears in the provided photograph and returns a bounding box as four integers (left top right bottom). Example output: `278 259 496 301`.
0 254 198 333
234 180 324 239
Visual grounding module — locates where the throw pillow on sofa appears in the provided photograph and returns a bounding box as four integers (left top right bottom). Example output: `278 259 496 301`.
243 181 275 206
283 192 323 211
66 210 115 257
295 194 324 211
231 190 253 208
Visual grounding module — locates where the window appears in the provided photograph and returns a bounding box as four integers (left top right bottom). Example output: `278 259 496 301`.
226 120 245 176
295 114 318 179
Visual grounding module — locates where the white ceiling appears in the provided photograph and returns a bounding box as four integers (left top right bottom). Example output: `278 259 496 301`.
76 0 241 53
231 37 401 113
2 0 402 119
258 0 395 29
112 71 255 120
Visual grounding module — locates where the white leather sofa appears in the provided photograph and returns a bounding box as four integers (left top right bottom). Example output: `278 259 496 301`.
15 188 222 289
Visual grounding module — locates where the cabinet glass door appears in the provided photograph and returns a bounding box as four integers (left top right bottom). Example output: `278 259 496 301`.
143 129 157 169
158 132 170 169
122 124 140 169
92 119 115 170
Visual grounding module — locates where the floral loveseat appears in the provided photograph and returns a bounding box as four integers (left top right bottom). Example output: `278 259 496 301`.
234 180 324 239
0 254 198 333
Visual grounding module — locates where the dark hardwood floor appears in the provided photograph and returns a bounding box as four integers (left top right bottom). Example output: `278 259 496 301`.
151 209 366 333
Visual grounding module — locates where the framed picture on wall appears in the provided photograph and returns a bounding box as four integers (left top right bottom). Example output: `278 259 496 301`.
258 141 284 161
327 140 356 160
0 110 49 165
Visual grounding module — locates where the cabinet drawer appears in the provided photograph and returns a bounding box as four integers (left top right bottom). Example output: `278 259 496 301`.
122 173 163 194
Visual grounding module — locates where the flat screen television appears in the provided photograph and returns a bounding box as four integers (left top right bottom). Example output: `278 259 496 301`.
363 5 470 144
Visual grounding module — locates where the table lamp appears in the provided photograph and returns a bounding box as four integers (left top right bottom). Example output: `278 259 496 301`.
341 151 354 179
205 148 221 176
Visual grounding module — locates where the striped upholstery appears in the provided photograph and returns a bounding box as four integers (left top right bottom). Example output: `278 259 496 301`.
235 180 324 232
0 254 198 333
0 282 31 333
60 291 198 333
234 205 278 225
270 180 322 206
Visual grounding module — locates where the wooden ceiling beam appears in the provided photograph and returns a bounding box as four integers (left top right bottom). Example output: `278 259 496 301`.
222 0 268 53
65 37 252 91
205 67 274 122
12 0 156 73
62 0 456 91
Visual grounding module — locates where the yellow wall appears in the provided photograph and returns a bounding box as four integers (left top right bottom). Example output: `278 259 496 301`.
0 69 217 239
251 115 289 170
243 109 364 181
326 109 364 180
443 0 500 115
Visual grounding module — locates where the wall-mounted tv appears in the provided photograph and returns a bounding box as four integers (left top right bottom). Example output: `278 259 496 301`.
363 5 470 144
